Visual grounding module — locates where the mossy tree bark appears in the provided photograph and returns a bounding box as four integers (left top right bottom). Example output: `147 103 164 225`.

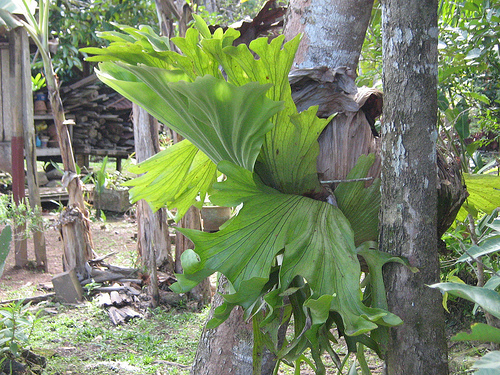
379 1 449 374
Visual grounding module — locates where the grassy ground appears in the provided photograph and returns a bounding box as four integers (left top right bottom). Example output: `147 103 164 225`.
29 302 208 375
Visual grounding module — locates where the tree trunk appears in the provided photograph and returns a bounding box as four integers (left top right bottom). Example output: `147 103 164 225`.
191 276 276 375
133 103 173 305
284 0 378 182
284 0 374 71
380 1 448 374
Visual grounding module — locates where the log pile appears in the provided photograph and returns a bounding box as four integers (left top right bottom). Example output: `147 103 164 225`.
61 74 134 154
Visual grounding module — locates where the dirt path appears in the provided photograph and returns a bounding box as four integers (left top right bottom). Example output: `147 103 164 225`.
0 211 138 300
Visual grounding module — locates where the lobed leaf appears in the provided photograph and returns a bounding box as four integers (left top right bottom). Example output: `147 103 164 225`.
173 162 398 336
98 64 282 171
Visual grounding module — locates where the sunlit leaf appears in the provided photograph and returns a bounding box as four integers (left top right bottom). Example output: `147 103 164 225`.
97 65 282 171
123 140 217 218
457 173 500 220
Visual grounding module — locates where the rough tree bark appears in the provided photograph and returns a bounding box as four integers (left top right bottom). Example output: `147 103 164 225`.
285 0 374 71
380 1 449 374
192 276 276 375
133 103 174 306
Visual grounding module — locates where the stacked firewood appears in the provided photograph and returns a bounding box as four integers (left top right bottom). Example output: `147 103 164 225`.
61 74 134 153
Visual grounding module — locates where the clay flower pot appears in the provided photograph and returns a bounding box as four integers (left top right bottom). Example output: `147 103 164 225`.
201 206 231 232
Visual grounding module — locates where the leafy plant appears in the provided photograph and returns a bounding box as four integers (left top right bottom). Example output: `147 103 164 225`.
31 73 46 92
85 20 405 373
431 278 500 374
0 225 12 279
0 195 47 243
0 301 43 372
433 209 500 374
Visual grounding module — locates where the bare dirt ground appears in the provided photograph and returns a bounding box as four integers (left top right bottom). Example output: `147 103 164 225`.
0 210 138 300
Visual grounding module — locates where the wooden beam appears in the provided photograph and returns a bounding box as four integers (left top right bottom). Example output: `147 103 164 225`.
9 27 27 268
20 27 47 271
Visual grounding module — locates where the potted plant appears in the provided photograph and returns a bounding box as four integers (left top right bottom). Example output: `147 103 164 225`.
32 73 47 114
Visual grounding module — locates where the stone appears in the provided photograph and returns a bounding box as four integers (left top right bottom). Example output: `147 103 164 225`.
52 269 84 304
94 188 131 213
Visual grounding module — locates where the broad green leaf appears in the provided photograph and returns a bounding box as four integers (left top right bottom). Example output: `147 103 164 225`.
473 351 500 374
123 140 217 218
97 64 282 171
452 323 500 344
464 91 491 105
173 161 397 336
334 154 381 245
487 220 500 233
0 225 12 278
485 276 500 291
457 173 500 220
456 237 500 263
430 282 500 319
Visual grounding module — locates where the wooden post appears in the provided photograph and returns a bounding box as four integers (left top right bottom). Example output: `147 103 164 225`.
19 27 47 271
9 27 27 268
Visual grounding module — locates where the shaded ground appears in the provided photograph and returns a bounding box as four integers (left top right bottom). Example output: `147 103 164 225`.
0 210 138 300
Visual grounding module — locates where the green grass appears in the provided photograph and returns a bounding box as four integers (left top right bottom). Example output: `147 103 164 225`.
29 301 208 375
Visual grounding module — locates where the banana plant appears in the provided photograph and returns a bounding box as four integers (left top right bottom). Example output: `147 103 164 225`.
84 19 404 373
